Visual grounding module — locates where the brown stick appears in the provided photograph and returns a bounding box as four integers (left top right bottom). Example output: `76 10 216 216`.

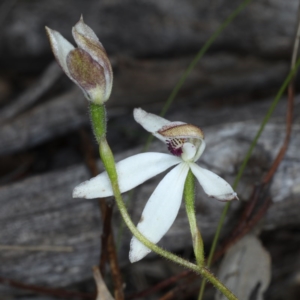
213 196 272 262
263 83 294 184
0 276 94 299
127 271 191 299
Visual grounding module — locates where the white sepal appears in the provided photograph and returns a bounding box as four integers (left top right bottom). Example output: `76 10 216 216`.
193 139 206 162
129 162 189 262
73 16 103 48
45 27 75 79
134 108 170 134
71 17 113 102
189 163 238 201
73 153 181 199
134 108 186 143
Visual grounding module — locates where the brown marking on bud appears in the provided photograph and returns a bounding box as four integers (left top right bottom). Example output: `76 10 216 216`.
159 124 204 139
74 31 106 62
67 48 105 97
139 216 144 223
73 30 112 88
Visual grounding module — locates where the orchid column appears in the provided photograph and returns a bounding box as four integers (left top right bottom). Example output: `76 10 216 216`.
46 17 239 300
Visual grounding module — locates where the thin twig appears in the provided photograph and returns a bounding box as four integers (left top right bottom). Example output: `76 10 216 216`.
262 79 295 184
263 0 300 183
127 271 191 299
0 245 73 252
0 276 94 299
78 129 109 274
226 185 262 241
213 195 272 262
158 273 200 300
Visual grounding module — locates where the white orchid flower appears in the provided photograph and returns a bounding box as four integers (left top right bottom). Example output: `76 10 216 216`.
73 108 238 262
46 16 113 104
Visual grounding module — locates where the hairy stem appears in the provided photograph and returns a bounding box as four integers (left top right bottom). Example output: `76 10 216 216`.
90 103 106 142
184 170 204 266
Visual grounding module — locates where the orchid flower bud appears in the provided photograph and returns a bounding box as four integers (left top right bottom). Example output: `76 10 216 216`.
45 16 113 105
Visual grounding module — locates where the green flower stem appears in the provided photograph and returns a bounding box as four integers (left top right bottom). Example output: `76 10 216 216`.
198 54 300 300
184 170 204 266
98 136 237 300
90 103 107 142
198 204 230 300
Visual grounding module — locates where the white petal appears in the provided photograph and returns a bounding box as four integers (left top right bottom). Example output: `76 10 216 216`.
134 108 171 133
73 153 181 199
193 139 206 162
190 163 238 201
134 108 186 143
45 27 75 79
129 162 189 262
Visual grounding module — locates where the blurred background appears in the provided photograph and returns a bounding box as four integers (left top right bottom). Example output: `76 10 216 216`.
0 0 300 299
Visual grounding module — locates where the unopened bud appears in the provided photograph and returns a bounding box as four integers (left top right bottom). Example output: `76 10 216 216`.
46 16 112 105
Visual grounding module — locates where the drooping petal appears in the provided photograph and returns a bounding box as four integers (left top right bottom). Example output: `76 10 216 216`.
190 163 238 201
73 153 181 199
133 108 185 142
134 108 171 133
45 27 75 79
129 162 189 262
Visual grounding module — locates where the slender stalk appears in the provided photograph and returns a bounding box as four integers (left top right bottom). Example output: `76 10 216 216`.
198 204 230 299
116 190 134 248
90 103 107 142
184 170 204 266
